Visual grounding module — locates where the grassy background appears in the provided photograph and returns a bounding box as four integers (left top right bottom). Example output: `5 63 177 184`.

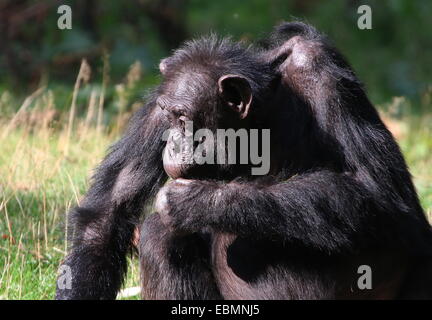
0 63 144 299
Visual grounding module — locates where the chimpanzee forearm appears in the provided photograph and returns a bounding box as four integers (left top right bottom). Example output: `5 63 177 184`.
159 171 387 253
56 102 168 300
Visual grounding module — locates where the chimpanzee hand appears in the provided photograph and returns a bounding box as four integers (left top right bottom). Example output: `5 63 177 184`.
155 179 221 233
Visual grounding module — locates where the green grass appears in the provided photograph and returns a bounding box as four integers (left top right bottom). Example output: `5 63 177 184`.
0 116 143 299
0 79 431 300
0 62 144 299
399 120 432 211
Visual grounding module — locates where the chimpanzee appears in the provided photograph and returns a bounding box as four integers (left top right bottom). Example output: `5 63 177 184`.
56 22 432 300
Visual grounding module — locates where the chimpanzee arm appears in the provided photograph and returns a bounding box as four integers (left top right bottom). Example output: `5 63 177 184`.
157 173 380 253
157 171 429 254
56 99 168 300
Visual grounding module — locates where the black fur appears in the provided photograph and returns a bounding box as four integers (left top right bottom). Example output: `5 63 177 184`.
56 22 432 300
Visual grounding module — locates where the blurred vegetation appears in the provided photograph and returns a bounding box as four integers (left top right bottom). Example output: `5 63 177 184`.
1 0 432 107
0 0 431 300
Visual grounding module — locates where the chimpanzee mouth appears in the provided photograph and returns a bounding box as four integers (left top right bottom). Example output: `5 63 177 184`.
162 132 222 180
161 120 271 179
162 129 195 179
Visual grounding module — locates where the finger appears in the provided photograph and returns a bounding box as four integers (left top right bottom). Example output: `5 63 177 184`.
175 178 193 185
155 189 168 214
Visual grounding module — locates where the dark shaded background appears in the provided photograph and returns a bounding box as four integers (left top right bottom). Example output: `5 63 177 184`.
0 0 431 107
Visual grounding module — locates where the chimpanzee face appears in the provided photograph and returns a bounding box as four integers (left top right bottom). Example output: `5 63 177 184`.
156 59 259 180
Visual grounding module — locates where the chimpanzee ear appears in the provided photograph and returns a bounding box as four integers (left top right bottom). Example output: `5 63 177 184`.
218 74 252 119
159 58 170 75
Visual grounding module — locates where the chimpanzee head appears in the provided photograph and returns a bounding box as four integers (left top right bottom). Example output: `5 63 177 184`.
156 37 274 180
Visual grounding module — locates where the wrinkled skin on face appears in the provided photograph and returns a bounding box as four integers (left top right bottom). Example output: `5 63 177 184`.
162 124 252 180
162 124 194 179
158 64 258 180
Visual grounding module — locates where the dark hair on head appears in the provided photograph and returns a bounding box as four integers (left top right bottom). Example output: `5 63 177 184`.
164 35 273 96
